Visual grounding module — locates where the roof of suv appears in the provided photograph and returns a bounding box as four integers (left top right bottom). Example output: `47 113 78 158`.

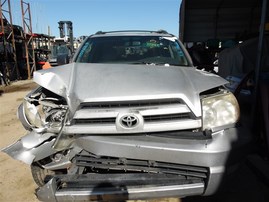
90 30 175 38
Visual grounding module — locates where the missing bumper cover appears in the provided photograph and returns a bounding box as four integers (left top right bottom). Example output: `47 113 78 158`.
37 173 205 202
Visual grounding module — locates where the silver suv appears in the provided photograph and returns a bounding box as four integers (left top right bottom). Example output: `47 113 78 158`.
3 31 245 201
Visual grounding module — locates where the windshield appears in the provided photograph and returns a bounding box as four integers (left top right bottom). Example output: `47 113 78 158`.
51 45 69 58
76 36 190 66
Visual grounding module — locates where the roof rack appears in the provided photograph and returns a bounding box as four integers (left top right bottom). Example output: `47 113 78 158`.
155 29 168 34
94 30 170 35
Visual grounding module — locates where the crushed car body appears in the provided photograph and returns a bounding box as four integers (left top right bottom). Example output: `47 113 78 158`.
2 30 250 202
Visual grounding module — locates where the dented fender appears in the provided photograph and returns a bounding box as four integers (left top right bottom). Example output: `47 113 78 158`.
2 131 57 164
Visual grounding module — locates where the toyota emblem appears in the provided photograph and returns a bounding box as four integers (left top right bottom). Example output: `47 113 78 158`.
120 114 139 128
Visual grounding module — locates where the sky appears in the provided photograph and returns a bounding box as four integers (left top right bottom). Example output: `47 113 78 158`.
9 0 182 38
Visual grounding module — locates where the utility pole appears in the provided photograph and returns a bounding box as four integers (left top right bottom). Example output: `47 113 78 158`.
21 0 35 79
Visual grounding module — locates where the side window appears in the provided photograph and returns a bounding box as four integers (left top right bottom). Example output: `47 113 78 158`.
77 42 92 62
171 42 188 66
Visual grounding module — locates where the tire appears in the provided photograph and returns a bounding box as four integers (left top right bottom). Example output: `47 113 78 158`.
31 163 55 187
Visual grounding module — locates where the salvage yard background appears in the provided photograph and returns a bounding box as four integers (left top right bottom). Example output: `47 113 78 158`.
0 80 181 202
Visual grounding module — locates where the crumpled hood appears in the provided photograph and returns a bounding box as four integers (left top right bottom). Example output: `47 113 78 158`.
34 63 228 117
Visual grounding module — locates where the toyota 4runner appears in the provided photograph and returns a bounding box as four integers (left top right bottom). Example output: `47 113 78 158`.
3 30 250 201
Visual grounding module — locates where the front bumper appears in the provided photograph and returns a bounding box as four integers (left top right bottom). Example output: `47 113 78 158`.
37 173 205 202
2 126 252 201
71 126 251 196
1 131 56 164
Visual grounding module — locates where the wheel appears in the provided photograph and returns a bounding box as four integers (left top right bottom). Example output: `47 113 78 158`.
31 163 55 187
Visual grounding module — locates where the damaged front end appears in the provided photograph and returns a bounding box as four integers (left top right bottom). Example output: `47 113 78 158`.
2 85 239 202
2 86 208 202
2 86 74 173
2 83 246 202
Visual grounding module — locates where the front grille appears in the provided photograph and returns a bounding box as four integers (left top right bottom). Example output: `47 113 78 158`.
74 118 116 124
68 98 201 134
144 113 192 122
80 99 183 109
75 154 208 180
74 114 192 124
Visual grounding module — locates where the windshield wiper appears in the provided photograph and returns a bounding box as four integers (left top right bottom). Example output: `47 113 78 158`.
129 62 181 66
128 61 149 65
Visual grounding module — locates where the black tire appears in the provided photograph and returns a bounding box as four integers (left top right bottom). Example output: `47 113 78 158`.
31 163 55 187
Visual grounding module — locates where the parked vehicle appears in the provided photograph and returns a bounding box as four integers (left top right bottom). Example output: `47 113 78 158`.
48 21 74 67
2 30 250 201
48 37 71 66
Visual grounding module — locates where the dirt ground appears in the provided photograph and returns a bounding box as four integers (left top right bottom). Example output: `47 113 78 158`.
0 80 181 202
0 80 38 202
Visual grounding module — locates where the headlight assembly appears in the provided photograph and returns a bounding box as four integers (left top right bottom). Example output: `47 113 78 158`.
23 99 43 128
18 87 68 132
202 92 240 130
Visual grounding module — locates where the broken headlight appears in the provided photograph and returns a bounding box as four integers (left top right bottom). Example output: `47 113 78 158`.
19 87 68 132
202 92 240 130
23 99 43 128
